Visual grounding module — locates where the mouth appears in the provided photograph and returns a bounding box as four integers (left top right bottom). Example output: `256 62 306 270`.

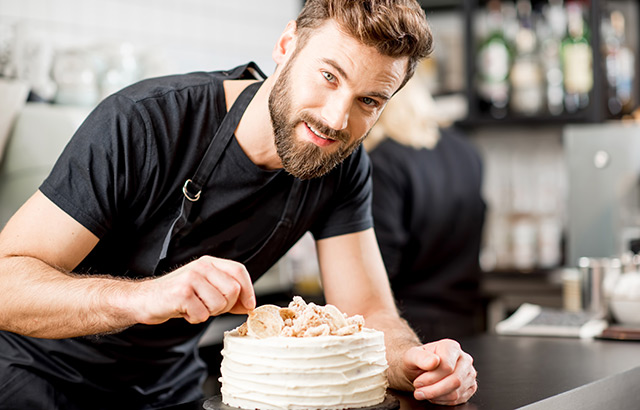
304 122 337 147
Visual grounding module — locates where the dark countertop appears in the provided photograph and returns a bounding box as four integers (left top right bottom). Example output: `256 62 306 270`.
164 334 640 410
406 334 640 410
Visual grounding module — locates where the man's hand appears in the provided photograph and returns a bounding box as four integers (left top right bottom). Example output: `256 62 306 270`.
135 256 256 325
313 231 476 405
402 339 477 406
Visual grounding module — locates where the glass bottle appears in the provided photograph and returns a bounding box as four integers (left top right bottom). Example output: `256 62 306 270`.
602 9 635 118
540 0 566 116
561 1 592 113
476 0 512 119
510 0 543 116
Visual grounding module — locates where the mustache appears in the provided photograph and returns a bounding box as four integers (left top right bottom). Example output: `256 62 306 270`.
299 112 350 143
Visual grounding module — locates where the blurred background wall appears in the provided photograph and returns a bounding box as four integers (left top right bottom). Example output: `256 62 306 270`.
0 0 299 102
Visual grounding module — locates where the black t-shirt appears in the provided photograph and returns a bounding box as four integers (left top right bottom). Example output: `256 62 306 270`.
0 63 373 407
369 128 486 341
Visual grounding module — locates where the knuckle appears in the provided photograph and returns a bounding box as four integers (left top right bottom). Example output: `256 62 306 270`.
175 283 194 300
466 352 474 364
180 269 199 282
188 313 208 324
212 293 231 312
440 358 456 373
450 376 462 390
196 257 211 270
227 280 241 296
230 261 249 276
209 302 223 315
229 265 245 278
185 315 199 324
446 338 461 349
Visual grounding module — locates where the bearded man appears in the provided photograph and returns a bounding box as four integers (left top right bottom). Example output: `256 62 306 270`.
0 1 477 408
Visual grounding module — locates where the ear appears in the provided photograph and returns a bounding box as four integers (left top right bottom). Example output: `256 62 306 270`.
272 20 298 66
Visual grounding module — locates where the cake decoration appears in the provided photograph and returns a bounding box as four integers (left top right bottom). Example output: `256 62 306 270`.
240 296 365 338
218 296 390 410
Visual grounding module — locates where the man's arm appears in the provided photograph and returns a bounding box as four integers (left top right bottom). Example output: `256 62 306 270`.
316 228 477 405
0 191 255 339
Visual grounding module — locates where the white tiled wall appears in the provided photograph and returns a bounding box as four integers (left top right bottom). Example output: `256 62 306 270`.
0 0 301 80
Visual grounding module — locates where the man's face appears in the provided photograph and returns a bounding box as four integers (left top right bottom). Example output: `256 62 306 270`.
268 20 408 180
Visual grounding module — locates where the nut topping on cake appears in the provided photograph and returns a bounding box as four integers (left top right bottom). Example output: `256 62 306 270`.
236 321 248 336
324 304 348 330
246 304 284 338
279 307 297 321
239 296 364 339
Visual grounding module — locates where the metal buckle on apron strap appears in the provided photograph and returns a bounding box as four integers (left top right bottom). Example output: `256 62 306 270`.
182 179 201 202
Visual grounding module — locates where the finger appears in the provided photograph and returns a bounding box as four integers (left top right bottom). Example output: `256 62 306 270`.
403 345 441 373
180 257 247 315
198 263 244 314
415 372 463 401
416 354 476 403
430 339 462 373
428 381 477 406
228 300 252 314
168 270 225 321
191 270 238 316
166 261 240 319
176 285 212 324
201 256 255 310
414 350 472 387
205 257 254 310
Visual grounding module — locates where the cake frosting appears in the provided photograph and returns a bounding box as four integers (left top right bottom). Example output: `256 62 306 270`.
219 297 389 410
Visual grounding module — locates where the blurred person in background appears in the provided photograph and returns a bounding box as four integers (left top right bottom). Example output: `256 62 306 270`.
365 69 487 341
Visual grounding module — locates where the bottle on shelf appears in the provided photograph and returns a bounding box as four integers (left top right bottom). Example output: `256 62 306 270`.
476 0 512 119
561 1 593 114
471 0 637 122
539 0 567 116
601 9 635 118
510 0 544 116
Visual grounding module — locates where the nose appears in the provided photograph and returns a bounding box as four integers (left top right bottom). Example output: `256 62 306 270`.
321 93 351 131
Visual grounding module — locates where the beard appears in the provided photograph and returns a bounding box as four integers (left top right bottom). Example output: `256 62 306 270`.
268 56 367 180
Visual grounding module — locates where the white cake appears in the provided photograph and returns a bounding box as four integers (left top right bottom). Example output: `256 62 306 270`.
218 298 389 410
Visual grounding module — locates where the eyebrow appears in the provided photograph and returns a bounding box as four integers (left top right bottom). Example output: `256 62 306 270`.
323 58 349 81
321 58 392 102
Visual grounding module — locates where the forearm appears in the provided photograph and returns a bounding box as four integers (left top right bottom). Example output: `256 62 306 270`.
365 308 421 391
0 255 141 339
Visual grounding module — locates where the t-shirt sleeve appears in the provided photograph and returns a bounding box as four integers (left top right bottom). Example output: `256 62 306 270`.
39 94 150 238
310 146 373 240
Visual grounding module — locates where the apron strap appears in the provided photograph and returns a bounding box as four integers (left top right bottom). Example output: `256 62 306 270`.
182 80 263 201
156 80 263 270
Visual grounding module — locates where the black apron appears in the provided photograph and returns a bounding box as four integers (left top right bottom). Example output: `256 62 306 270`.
155 80 262 273
152 80 304 280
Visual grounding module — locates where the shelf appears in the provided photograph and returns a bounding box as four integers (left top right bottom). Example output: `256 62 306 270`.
457 0 640 127
418 0 462 11
458 111 601 128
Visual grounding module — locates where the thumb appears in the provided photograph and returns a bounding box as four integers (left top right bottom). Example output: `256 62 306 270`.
404 345 441 372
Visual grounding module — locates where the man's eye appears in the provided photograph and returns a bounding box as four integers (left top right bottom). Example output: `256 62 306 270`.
362 97 377 107
322 72 335 82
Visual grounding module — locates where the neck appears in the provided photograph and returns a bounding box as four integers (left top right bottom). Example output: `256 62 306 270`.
224 77 283 170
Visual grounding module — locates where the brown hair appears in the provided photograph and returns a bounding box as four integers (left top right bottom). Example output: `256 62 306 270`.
296 0 433 89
